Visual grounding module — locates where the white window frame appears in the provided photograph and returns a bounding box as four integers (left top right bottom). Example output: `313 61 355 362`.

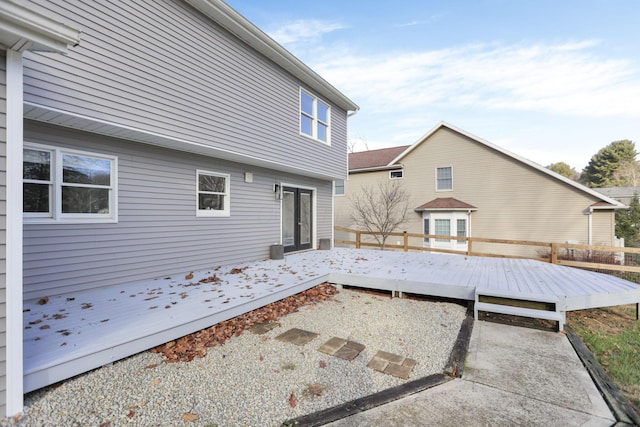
23 142 118 223
334 179 345 196
389 170 404 179
196 169 231 217
299 88 331 145
436 166 453 191
422 211 469 250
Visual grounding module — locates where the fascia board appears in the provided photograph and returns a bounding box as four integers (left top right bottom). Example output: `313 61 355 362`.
0 0 80 52
184 0 358 113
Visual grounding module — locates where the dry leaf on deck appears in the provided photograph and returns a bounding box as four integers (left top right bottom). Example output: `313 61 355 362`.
182 413 199 422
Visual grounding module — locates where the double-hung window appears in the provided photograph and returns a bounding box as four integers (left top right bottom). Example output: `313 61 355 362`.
436 166 453 191
334 179 345 196
23 144 117 222
300 89 330 144
197 170 230 217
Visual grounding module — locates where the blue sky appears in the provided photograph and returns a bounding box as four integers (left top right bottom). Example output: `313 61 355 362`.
226 0 640 170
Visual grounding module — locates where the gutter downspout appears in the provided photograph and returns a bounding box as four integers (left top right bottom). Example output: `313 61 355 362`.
587 207 593 245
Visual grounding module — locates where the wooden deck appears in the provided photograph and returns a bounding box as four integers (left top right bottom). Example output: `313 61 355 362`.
23 248 640 393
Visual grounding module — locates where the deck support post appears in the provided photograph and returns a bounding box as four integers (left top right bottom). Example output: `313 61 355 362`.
403 231 408 252
355 231 361 249
551 243 558 264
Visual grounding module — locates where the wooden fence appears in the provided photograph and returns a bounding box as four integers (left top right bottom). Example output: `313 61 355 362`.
334 226 640 276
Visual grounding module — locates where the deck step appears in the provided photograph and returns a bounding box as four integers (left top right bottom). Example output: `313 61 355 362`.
474 302 563 322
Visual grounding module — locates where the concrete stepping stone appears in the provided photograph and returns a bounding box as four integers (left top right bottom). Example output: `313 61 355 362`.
275 328 319 346
249 321 280 335
367 350 417 379
318 337 365 361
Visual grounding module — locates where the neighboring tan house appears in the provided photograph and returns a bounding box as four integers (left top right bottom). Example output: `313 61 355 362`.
1 0 357 417
335 122 625 255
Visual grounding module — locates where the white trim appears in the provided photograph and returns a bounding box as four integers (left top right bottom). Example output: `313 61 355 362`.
0 1 81 53
23 142 118 223
435 166 453 192
195 169 231 217
389 170 403 179
6 48 24 417
299 88 331 145
388 121 626 208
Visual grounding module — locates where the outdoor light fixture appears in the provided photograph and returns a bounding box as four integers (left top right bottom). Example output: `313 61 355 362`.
274 183 282 200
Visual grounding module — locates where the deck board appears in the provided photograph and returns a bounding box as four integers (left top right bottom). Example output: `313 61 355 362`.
23 248 640 393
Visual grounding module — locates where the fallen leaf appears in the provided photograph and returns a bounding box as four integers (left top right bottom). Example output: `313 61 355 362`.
288 392 296 408
38 297 49 305
319 360 326 368
185 273 194 280
66 297 75 301
152 379 160 386
182 413 199 422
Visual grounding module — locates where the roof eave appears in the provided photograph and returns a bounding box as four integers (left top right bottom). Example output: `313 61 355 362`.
0 0 81 52
414 207 478 212
349 165 402 173
391 121 626 209
185 0 358 113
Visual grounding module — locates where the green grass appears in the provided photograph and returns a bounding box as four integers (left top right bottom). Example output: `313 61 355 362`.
571 307 640 409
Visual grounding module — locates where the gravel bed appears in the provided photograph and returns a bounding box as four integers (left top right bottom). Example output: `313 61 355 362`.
7 287 467 427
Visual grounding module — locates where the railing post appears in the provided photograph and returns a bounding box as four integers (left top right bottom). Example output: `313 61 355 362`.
551 243 558 264
467 239 472 256
355 231 361 249
403 231 408 252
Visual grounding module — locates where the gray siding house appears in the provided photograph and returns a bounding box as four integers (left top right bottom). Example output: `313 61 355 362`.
1 0 357 417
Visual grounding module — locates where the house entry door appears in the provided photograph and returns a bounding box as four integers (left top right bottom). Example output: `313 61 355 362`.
282 187 313 253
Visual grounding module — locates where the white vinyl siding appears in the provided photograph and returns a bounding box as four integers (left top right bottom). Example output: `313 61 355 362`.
23 143 117 223
196 170 230 217
22 122 335 300
22 0 349 179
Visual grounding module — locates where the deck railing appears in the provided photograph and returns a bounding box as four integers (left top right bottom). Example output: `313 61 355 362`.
334 226 640 278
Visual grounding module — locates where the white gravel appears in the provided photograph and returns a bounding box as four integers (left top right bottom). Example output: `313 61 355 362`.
7 287 467 427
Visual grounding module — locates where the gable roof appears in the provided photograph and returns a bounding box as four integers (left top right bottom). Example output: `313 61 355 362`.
415 197 477 211
349 145 409 171
360 121 625 209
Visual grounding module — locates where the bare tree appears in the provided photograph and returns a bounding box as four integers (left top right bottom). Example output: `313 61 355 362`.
611 159 640 187
350 180 411 249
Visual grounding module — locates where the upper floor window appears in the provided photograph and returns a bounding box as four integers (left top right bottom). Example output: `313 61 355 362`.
197 170 230 217
334 179 345 196
24 143 117 223
436 166 453 191
300 89 330 144
390 170 403 179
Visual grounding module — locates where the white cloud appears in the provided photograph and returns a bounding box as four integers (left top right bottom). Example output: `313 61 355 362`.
308 40 640 119
266 19 346 46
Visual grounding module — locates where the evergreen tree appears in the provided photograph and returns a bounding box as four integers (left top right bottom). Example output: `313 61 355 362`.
616 193 640 247
581 140 637 188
